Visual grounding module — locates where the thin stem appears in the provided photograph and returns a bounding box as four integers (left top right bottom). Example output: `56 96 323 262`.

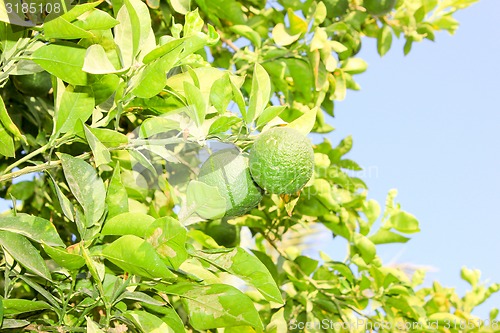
1 143 49 175
216 29 240 52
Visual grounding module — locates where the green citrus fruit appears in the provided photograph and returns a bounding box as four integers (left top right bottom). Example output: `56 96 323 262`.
12 71 52 97
324 0 349 18
249 127 314 195
204 219 240 247
363 0 397 16
198 148 263 217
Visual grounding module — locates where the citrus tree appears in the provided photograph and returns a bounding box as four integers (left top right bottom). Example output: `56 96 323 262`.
0 0 498 332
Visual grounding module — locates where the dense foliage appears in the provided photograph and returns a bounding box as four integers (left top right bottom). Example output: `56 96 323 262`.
0 0 498 331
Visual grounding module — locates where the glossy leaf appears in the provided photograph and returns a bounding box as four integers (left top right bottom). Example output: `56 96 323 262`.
164 283 263 330
43 17 93 39
131 48 181 98
369 229 410 244
0 95 24 142
55 90 95 136
256 105 286 130
246 64 271 124
196 247 283 304
286 106 317 135
106 164 129 219
388 211 420 234
208 116 241 135
377 25 392 56
0 125 15 157
101 235 177 280
42 244 86 270
83 44 119 74
0 214 64 247
31 44 88 85
184 81 206 126
101 212 155 237
60 154 106 229
124 310 175 332
186 180 226 220
84 124 111 167
145 217 188 269
210 73 232 114
353 233 376 264
0 231 51 280
2 299 51 315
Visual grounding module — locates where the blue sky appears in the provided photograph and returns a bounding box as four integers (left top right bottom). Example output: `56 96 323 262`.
325 0 500 317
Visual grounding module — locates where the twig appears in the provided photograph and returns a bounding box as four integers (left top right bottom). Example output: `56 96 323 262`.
217 29 240 52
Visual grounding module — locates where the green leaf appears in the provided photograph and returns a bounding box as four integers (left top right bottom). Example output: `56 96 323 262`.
84 124 111 167
333 69 346 101
48 174 74 222
183 9 204 37
196 247 283 304
0 95 25 143
0 125 15 157
388 211 420 234
286 106 317 135
90 128 128 147
131 49 182 98
363 199 381 225
230 80 247 120
83 44 120 74
0 214 64 247
55 90 95 136
60 154 106 230
86 317 105 333
164 283 264 330
114 0 152 68
266 308 287 333
7 181 35 201
369 229 410 244
124 310 175 332
0 319 30 329
210 73 232 114
230 25 261 48
0 231 51 280
256 105 286 130
168 0 190 14
145 217 188 270
73 9 120 31
101 212 155 237
404 37 413 55
287 8 308 35
186 180 226 220
246 63 271 124
342 58 368 74
272 23 301 46
106 164 129 219
142 38 184 64
31 44 88 86
42 244 85 270
115 291 165 307
377 25 392 57
353 233 376 264
461 266 481 287
43 17 94 39
184 81 207 127
1 299 51 315
432 15 459 34
101 235 177 280
208 116 242 135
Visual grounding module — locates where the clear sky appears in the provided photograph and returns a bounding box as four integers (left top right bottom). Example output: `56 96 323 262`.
326 0 500 317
